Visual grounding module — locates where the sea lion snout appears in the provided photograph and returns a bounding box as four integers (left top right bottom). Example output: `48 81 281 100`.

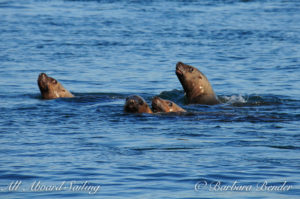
39 73 47 79
128 99 135 105
151 96 162 113
127 98 138 108
176 62 195 75
176 62 185 76
124 101 138 112
176 62 185 68
38 73 49 91
152 96 160 101
38 73 48 83
124 95 152 114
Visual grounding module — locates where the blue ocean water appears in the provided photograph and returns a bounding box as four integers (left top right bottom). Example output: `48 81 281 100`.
0 0 300 198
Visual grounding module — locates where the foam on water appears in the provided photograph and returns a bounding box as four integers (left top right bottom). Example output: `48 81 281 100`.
221 94 248 104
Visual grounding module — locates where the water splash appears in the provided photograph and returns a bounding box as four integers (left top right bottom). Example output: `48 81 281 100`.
221 94 248 104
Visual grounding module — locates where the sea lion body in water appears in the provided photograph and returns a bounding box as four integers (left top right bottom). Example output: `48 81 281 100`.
124 95 153 114
175 62 219 105
152 96 186 113
37 73 74 99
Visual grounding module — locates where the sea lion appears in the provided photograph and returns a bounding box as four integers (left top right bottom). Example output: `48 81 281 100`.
175 62 219 105
37 73 74 99
152 96 186 113
124 95 153 114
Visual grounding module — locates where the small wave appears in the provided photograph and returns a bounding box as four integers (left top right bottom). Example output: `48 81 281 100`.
157 89 185 101
156 91 288 107
221 94 247 104
0 173 38 180
220 94 287 107
268 145 300 150
0 2 28 9
30 92 126 104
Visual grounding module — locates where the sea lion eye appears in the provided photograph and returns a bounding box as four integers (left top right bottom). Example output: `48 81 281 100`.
52 79 57 84
189 67 194 72
168 102 173 107
139 99 144 105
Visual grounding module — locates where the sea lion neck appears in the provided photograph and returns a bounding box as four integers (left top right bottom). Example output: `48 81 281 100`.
175 62 220 105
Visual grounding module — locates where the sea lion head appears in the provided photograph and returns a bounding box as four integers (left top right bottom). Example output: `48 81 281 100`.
124 95 153 114
152 96 186 113
175 62 218 104
37 73 73 99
